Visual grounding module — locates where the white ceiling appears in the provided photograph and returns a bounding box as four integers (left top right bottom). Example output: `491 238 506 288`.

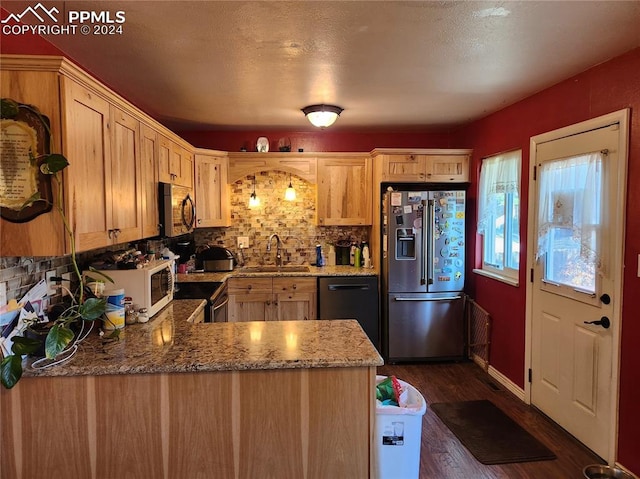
4 1 640 131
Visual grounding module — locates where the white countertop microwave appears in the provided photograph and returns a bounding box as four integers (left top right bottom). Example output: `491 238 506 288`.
85 259 175 318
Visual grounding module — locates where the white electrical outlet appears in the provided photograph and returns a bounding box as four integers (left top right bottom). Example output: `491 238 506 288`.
61 272 72 296
46 270 57 296
237 236 249 248
0 282 7 307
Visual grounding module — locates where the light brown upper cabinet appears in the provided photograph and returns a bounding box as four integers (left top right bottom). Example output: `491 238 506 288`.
158 136 194 188
0 67 67 256
140 124 160 238
377 150 470 182
1 55 198 255
194 150 230 228
227 152 317 184
316 155 372 226
62 78 142 251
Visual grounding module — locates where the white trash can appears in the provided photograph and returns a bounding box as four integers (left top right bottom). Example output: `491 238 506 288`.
374 375 427 479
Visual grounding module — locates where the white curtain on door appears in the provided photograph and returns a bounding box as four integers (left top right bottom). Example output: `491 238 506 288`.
477 151 521 234
536 150 605 271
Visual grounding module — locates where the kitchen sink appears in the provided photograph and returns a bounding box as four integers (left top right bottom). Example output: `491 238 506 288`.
241 265 310 273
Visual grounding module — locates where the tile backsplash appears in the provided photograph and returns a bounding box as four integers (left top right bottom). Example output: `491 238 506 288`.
194 170 370 266
0 255 73 306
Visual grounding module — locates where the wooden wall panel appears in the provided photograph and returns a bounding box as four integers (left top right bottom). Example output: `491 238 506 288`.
167 371 235 478
238 369 304 479
95 374 164 478
307 367 371 479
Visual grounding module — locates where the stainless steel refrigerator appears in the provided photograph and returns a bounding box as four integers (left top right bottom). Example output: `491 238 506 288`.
382 187 466 362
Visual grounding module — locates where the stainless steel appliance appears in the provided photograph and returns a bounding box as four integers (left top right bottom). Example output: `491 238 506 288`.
173 281 228 322
382 187 466 361
196 245 236 272
318 276 380 352
159 182 195 237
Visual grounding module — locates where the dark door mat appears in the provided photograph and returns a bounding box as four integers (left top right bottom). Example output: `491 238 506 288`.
430 399 557 465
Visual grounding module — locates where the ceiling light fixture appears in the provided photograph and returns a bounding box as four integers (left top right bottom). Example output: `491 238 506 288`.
301 104 344 128
284 173 296 201
249 175 260 208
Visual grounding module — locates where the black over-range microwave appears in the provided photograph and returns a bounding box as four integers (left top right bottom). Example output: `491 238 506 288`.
159 182 195 237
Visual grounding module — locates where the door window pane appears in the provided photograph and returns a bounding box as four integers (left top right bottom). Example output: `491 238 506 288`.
536 151 603 294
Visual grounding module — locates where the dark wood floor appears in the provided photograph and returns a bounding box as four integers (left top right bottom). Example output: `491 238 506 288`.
377 362 603 479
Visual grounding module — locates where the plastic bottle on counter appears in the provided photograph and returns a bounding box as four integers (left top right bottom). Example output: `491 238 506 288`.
349 243 356 266
327 244 336 266
362 242 371 268
316 244 324 267
354 245 361 268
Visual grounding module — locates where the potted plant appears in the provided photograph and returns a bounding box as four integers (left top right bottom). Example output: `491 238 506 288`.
0 98 112 389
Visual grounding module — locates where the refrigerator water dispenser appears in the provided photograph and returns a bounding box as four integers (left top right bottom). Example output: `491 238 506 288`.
396 228 416 259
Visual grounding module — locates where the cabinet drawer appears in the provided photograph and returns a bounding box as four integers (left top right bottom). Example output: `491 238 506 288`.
228 277 272 294
273 277 316 293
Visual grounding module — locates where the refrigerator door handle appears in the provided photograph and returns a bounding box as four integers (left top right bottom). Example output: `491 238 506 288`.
427 199 435 285
394 295 463 301
420 200 427 285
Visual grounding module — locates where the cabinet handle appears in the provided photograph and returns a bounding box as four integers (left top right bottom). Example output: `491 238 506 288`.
247 285 252 290
292 284 297 290
197 219 202 225
273 300 278 306
108 229 114 239
265 300 270 306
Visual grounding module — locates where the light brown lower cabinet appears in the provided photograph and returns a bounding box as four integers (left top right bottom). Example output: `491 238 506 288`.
0 367 375 479
228 277 317 322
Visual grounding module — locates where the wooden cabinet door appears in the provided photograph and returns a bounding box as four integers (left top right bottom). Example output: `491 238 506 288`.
62 77 112 251
140 124 159 238
194 153 230 227
317 156 372 226
228 278 273 322
174 144 193 188
272 278 317 321
426 154 470 182
382 154 427 181
158 135 173 184
228 293 273 322
110 106 142 243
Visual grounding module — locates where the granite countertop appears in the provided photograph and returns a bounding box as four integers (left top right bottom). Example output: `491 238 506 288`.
24 300 383 378
177 264 378 283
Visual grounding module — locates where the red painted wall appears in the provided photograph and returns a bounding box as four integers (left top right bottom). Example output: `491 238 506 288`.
455 47 640 473
179 129 453 152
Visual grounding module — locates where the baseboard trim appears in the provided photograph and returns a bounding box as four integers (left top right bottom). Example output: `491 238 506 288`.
487 365 526 402
470 353 489 371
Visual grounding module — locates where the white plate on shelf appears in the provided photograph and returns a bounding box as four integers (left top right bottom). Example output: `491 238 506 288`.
256 137 269 152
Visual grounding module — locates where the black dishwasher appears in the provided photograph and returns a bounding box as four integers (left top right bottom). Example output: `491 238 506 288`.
318 276 380 352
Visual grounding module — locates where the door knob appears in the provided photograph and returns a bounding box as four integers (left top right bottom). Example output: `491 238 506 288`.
599 294 611 304
584 316 610 329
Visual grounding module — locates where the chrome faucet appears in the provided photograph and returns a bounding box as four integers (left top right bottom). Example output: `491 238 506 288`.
267 233 282 266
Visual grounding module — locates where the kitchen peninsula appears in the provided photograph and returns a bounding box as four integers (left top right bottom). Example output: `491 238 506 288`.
0 299 383 479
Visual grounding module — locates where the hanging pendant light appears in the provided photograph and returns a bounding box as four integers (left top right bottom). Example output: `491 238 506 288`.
301 104 343 128
249 175 260 208
284 173 296 201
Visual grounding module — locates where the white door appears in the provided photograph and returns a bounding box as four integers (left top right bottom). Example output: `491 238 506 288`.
530 116 627 461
